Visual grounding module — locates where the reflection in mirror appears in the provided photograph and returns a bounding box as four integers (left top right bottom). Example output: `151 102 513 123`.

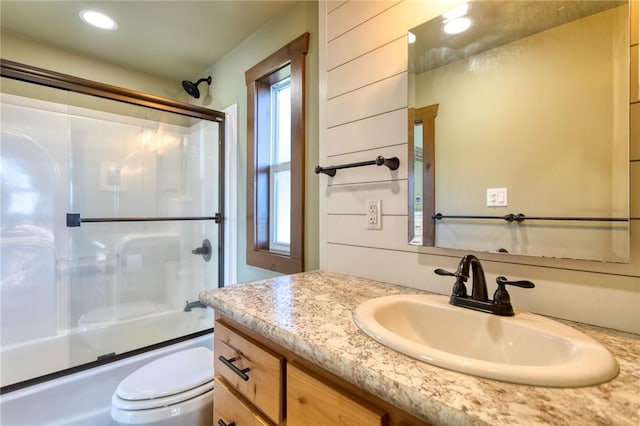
409 104 438 246
408 1 630 263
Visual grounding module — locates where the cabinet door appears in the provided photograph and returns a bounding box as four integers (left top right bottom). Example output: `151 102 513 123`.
214 377 272 426
287 364 387 426
214 320 284 424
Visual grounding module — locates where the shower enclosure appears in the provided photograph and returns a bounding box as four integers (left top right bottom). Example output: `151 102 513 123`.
0 60 224 390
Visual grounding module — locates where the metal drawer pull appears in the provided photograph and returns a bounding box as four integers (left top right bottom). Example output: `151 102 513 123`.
218 420 235 426
218 355 250 381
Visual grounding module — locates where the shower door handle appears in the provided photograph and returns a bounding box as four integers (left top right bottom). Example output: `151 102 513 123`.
192 239 212 262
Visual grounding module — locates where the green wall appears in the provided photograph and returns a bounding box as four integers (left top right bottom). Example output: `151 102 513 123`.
196 1 319 283
1 30 181 99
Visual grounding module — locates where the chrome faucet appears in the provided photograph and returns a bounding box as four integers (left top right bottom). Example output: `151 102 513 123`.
434 254 535 316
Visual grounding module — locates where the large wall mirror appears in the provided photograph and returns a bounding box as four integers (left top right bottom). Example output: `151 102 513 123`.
408 0 630 263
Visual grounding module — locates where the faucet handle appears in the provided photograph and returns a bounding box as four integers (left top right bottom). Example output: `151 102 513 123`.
496 276 535 288
434 268 468 297
434 268 457 277
493 276 535 305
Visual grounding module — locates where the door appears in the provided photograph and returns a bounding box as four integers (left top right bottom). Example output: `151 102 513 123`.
65 92 223 365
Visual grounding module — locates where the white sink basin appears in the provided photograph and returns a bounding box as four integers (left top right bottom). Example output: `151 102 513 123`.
353 294 618 387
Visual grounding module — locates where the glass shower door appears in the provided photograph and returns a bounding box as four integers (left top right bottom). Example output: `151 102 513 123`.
0 81 72 386
66 93 221 365
1 62 225 388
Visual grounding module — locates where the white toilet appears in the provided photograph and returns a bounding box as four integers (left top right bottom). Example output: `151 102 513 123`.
111 347 214 425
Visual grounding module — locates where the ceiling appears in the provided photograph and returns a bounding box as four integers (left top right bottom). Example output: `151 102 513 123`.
0 1 296 81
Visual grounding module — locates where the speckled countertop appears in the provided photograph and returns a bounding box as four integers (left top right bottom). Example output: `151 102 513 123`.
200 270 640 426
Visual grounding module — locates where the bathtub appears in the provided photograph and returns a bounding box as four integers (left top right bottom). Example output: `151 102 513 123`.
1 305 211 387
73 302 212 365
0 334 72 391
0 332 214 426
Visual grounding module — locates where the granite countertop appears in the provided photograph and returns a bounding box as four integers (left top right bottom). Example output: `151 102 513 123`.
200 270 640 426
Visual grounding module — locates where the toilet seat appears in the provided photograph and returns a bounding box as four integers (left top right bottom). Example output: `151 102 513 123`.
112 347 214 411
112 380 214 410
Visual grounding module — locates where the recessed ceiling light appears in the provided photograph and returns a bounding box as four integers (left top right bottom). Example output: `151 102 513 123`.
79 10 117 30
443 17 473 35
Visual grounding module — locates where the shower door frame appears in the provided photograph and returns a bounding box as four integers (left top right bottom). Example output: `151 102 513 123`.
0 59 226 392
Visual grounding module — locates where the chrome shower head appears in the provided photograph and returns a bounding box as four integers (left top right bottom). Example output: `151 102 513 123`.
181 76 212 99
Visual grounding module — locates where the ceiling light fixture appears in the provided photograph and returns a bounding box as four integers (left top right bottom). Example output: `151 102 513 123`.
79 10 117 30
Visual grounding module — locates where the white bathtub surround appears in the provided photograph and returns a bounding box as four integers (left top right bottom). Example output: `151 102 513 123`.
200 271 640 426
0 334 213 426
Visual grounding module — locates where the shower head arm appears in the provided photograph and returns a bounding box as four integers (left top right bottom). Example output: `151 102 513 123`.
194 76 212 87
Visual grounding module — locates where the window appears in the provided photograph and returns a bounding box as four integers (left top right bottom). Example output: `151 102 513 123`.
245 33 309 273
269 77 291 253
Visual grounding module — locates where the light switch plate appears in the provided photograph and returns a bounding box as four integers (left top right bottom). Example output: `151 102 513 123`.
487 188 508 207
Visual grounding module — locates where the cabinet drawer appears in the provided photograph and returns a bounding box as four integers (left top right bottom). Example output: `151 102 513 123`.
287 363 388 426
214 377 272 426
214 320 284 424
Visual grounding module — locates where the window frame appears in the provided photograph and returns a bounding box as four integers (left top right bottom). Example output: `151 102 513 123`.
245 33 309 273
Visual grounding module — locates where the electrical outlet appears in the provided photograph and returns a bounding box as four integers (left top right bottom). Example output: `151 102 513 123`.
366 200 382 230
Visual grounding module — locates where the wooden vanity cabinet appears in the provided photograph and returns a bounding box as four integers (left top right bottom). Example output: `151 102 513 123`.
213 315 430 426
214 377 272 426
287 363 387 425
214 320 284 424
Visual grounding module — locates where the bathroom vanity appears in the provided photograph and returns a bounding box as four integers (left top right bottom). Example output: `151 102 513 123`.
212 317 421 425
200 270 640 426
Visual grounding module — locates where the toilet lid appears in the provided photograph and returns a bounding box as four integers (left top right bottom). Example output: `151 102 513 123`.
116 347 214 401
112 380 214 411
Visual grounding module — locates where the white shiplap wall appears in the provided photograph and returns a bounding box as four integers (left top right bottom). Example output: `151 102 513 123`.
318 0 640 334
